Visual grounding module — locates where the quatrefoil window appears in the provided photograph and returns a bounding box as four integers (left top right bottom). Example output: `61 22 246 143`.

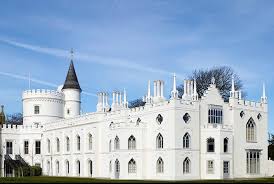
240 111 245 118
257 113 262 120
156 114 163 124
183 113 191 123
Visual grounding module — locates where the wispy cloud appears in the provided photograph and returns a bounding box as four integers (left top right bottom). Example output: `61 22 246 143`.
0 71 96 97
0 38 185 79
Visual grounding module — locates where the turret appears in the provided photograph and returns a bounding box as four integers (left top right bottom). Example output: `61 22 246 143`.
62 51 81 118
96 92 110 112
182 79 198 101
144 80 152 104
229 75 242 100
0 105 5 125
153 80 165 103
261 82 267 103
171 73 178 99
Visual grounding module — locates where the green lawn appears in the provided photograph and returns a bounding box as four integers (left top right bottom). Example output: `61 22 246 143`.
1 176 274 183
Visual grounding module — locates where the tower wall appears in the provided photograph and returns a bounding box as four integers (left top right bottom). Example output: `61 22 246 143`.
62 89 81 118
22 89 64 126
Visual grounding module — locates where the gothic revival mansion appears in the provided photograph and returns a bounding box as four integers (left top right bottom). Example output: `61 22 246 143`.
0 60 271 180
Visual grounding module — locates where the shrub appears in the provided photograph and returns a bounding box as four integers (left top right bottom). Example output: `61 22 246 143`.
31 166 42 176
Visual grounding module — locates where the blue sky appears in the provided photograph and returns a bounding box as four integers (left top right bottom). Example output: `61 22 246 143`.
0 0 274 132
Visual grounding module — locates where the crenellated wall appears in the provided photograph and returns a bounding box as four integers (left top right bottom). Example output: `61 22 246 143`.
22 89 65 126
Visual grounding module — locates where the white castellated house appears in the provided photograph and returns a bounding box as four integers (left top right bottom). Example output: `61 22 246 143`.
0 57 273 180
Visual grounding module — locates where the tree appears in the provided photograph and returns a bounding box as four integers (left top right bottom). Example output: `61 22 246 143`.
269 133 274 145
268 133 274 160
6 113 23 125
128 98 146 108
177 66 245 102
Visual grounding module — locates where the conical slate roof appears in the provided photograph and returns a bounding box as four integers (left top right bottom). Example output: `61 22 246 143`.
62 60 82 91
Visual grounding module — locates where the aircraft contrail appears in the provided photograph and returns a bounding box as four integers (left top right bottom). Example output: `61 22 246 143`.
0 38 185 79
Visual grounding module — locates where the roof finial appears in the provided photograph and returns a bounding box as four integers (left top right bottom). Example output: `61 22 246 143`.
211 77 215 85
171 73 178 99
231 75 235 92
263 82 266 98
147 80 151 97
261 82 267 103
70 48 74 61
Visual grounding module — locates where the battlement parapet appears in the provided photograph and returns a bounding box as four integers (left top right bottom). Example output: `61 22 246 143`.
23 89 64 99
129 100 170 113
203 123 233 131
1 124 44 132
109 120 146 130
234 99 264 109
45 112 99 131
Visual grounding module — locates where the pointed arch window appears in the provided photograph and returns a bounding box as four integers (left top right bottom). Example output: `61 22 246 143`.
88 160 92 177
47 139 51 153
114 136 120 150
128 158 137 173
56 138 60 152
77 135 81 151
183 133 190 149
183 157 191 174
66 160 70 175
128 135 136 150
66 137 70 152
47 161 50 175
156 157 164 173
207 138 215 152
246 118 256 142
109 160 112 173
156 133 163 149
115 159 120 173
109 140 112 152
76 160 80 176
88 134 93 150
56 161 60 175
224 138 228 153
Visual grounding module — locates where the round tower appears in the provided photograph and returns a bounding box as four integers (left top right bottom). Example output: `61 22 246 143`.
22 89 64 126
62 59 82 119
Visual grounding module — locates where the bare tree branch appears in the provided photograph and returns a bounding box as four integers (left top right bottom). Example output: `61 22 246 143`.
177 66 246 102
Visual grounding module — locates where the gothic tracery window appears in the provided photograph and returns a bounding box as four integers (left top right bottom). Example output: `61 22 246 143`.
128 158 137 173
246 118 256 142
128 135 136 150
156 157 164 173
88 134 93 150
183 157 191 174
208 105 223 124
183 133 190 149
114 136 120 150
156 133 163 149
